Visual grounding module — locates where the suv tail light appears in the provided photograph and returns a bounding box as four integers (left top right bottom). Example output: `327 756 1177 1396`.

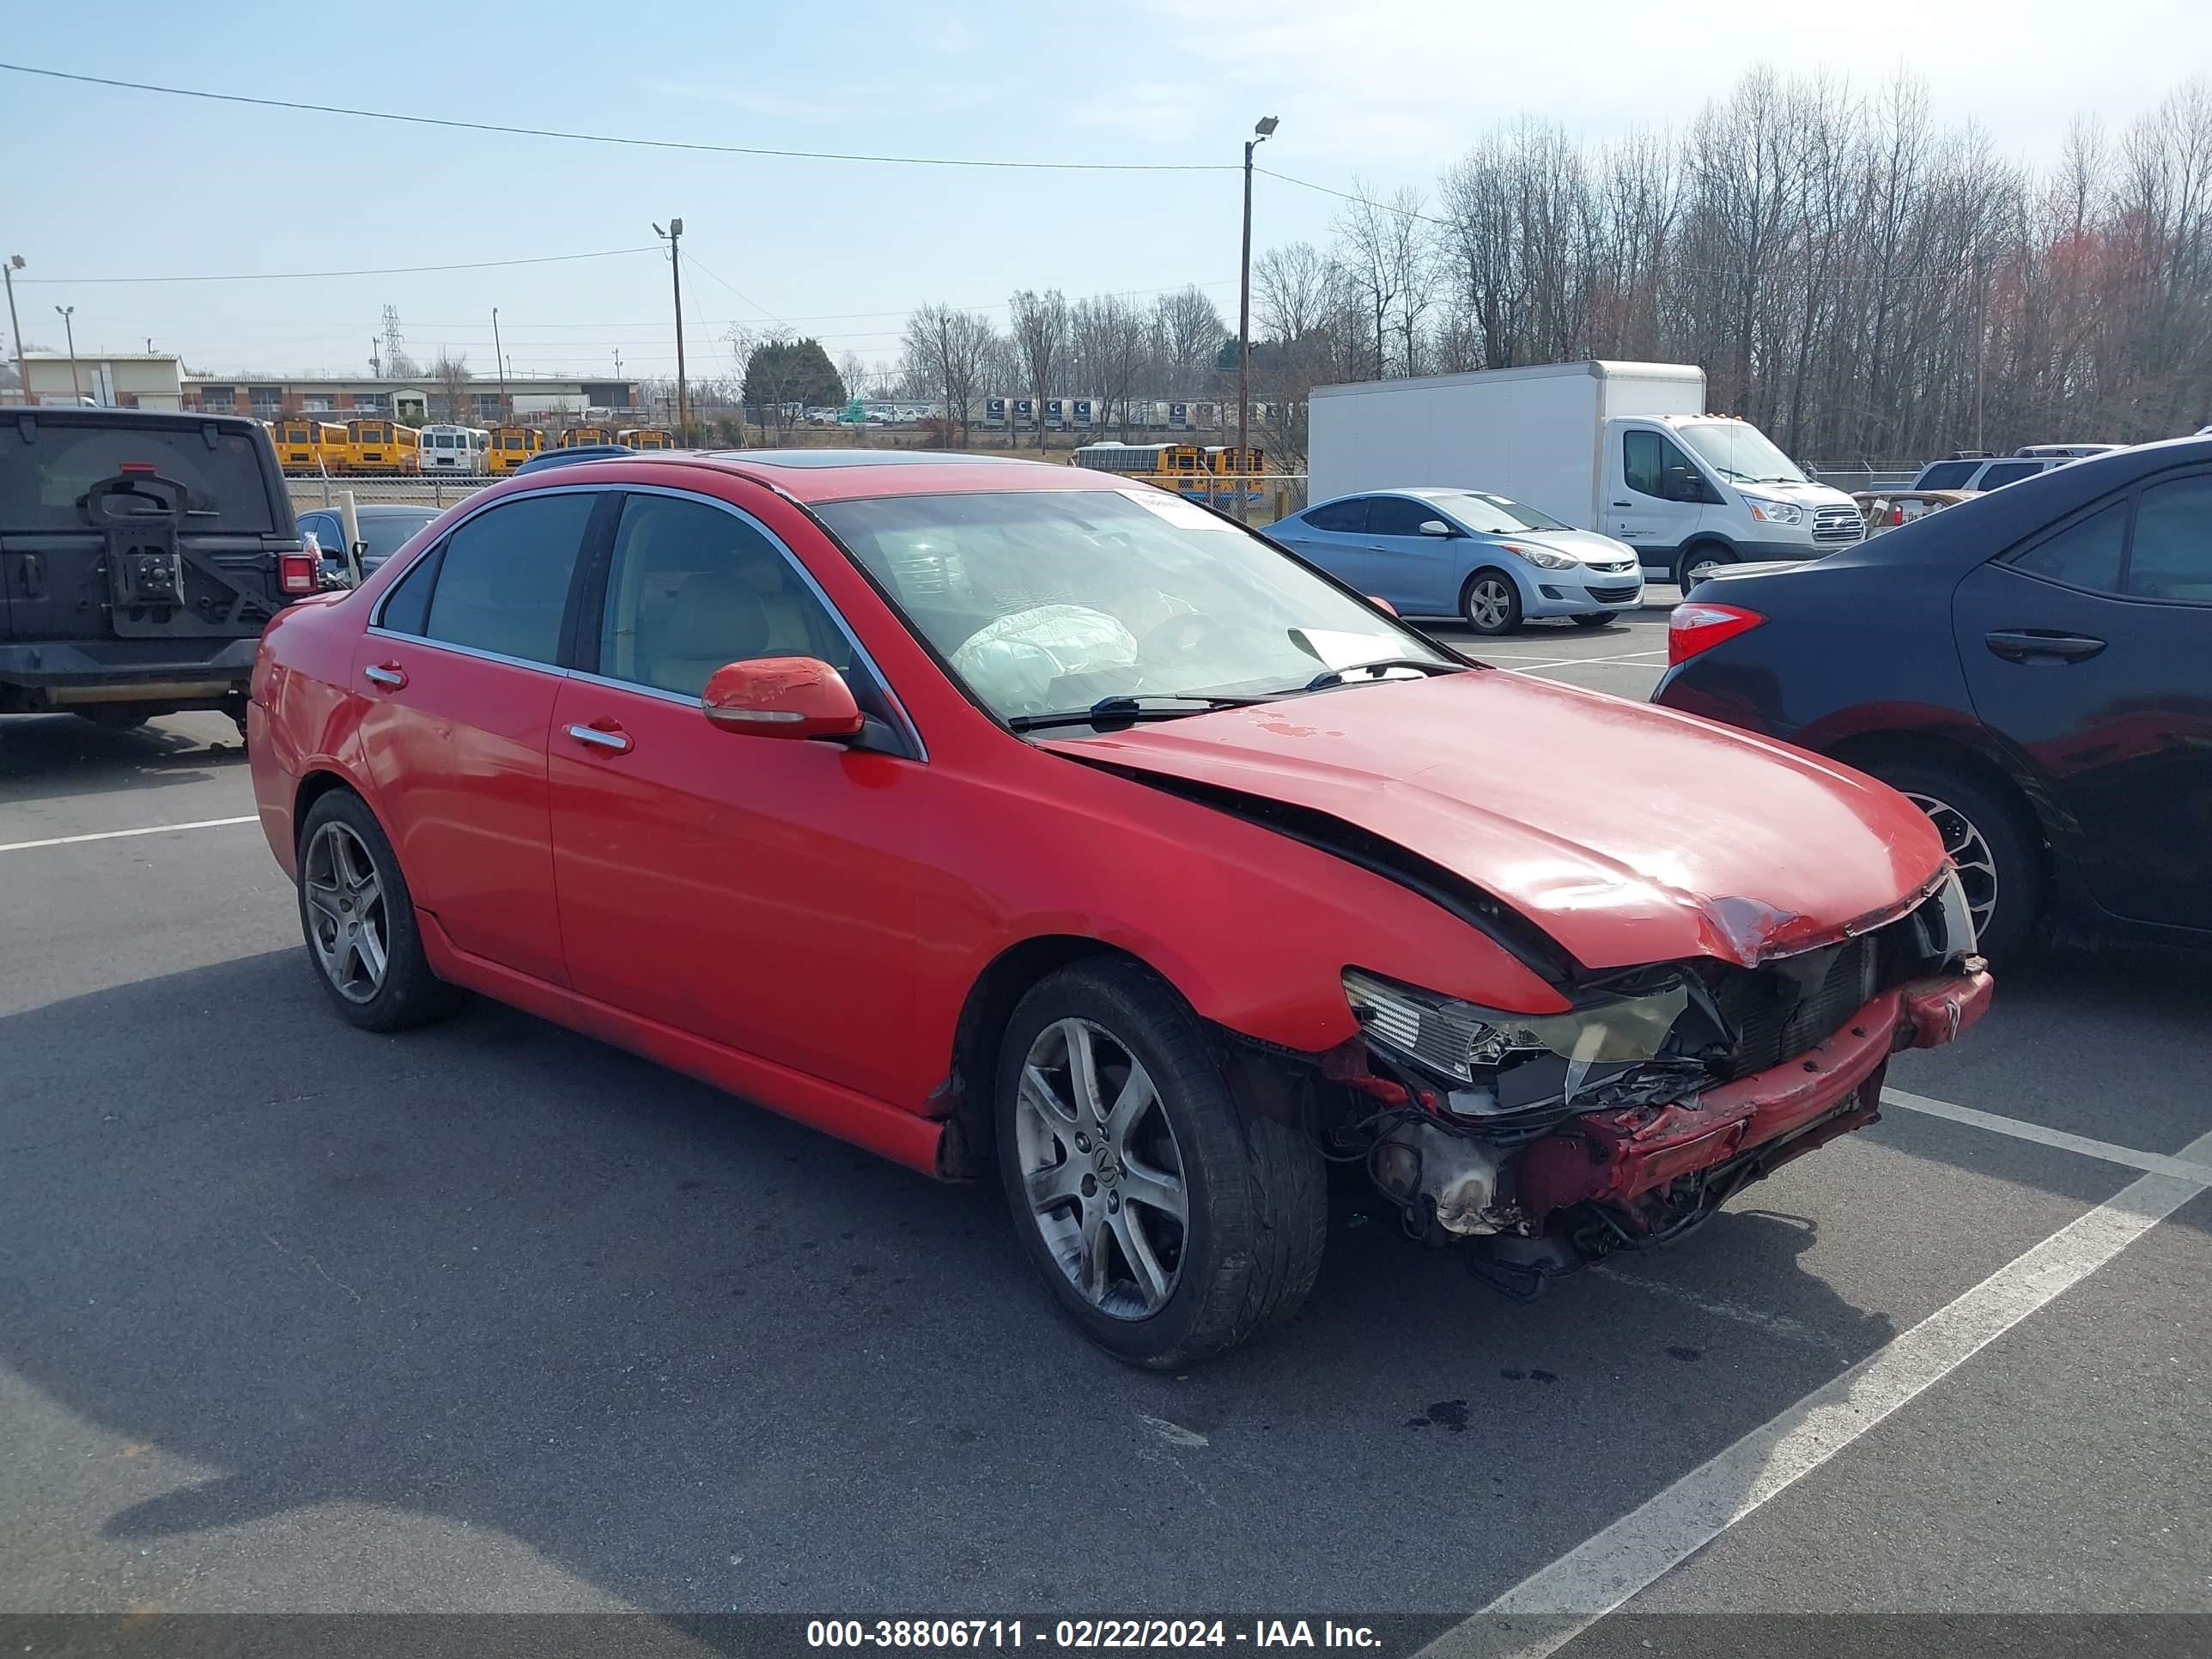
278 550 319 594
1668 601 1766 665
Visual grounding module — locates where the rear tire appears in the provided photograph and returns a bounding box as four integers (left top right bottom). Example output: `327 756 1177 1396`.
76 708 154 732
1461 568 1524 635
1571 612 1616 629
295 789 466 1032
994 959 1326 1368
1856 757 2044 968
1673 541 1735 591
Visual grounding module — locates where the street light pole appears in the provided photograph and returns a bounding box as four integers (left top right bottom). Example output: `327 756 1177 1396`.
3 256 27 404
492 307 508 422
1237 117 1278 484
55 305 80 402
655 218 688 442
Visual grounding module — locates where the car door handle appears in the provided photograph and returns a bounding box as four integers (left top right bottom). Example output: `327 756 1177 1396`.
362 661 406 690
1984 629 2106 664
1610 500 1633 507
565 721 633 754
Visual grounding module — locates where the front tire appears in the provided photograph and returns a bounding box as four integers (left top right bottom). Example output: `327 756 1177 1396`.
296 789 465 1032
1461 568 1524 635
1857 757 2044 967
995 959 1326 1368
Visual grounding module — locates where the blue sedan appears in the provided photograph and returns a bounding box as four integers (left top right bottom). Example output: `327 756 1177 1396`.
1261 488 1645 635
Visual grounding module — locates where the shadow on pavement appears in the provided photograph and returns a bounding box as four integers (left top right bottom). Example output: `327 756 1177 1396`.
0 937 2197 1620
0 712 246 806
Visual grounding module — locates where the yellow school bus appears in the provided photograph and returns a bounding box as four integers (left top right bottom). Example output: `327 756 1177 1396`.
343 419 422 474
617 426 676 451
268 418 347 474
489 426 545 474
1206 444 1265 476
558 425 621 448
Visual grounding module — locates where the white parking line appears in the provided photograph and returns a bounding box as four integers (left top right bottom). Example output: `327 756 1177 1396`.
1422 1127 2212 1659
0 815 258 854
1882 1086 2212 1183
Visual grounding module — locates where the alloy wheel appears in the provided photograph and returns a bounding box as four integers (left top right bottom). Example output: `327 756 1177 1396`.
1684 551 1727 584
302 821 389 1004
1466 576 1514 631
1013 1017 1188 1320
1900 789 1999 939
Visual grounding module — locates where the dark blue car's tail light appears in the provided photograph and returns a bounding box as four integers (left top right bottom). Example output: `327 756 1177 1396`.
1668 602 1767 665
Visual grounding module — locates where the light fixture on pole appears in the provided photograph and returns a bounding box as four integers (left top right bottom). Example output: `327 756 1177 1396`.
55 304 81 403
3 256 27 405
653 219 689 442
1237 116 1278 488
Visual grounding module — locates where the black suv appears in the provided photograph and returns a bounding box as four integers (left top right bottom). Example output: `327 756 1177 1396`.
1 406 307 734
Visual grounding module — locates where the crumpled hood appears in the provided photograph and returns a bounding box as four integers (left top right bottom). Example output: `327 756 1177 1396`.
1044 670 1947 971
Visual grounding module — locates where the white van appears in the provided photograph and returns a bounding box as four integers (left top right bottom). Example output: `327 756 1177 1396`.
1307 362 1863 590
419 423 490 474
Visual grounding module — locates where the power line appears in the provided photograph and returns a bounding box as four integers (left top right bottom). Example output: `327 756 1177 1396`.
0 62 1237 173
14 246 657 286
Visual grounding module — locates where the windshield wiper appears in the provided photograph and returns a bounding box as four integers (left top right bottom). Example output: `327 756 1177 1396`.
1300 659 1464 693
1006 694 1262 733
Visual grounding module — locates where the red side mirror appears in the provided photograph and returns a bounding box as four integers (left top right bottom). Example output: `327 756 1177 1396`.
1367 595 1398 617
701 657 865 741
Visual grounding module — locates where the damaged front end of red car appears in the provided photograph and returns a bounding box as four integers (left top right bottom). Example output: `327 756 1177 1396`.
1321 870 1990 1298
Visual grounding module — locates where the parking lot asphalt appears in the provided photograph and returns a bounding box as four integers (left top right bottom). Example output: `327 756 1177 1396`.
3 610 2207 1652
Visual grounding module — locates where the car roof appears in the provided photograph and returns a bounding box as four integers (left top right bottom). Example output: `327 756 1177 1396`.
5 405 264 435
302 501 437 517
501 449 1127 505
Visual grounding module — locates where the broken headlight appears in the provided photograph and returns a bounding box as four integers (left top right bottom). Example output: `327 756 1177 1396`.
1341 967 1697 1115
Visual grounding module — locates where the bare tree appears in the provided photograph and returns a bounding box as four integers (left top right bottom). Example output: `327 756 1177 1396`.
1153 285 1227 388
1008 289 1069 452
429 351 471 422
901 303 997 445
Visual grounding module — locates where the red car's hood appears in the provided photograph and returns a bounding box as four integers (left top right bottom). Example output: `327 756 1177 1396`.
1044 669 1947 971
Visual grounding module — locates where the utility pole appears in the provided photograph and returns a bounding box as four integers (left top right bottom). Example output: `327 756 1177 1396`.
4 256 27 404
654 218 688 441
1237 118 1278 483
492 307 509 422
1972 241 1989 453
55 305 80 402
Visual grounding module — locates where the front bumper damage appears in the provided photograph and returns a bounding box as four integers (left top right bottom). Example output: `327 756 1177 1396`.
1515 967 1992 1233
1327 959 1991 1292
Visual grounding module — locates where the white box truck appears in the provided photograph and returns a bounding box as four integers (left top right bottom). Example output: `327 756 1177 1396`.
1306 361 1863 589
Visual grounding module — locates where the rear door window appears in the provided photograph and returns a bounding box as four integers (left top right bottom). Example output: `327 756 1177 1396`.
1915 461 1978 490
2008 501 2127 592
0 421 277 532
2124 475 2212 603
421 492 598 665
1304 498 1369 533
1976 461 2043 491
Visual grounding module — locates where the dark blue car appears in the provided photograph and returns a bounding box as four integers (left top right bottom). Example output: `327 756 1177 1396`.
1653 436 2211 963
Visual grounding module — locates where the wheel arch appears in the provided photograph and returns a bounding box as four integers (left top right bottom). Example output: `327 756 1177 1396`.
1816 726 2061 893
292 767 369 855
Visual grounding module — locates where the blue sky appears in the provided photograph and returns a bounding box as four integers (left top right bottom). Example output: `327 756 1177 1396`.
7 1 2205 380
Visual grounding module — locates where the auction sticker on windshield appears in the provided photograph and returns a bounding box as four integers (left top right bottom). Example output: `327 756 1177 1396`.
1118 489 1232 530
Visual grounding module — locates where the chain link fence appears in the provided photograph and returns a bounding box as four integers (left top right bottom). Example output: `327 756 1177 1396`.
288 469 1313 526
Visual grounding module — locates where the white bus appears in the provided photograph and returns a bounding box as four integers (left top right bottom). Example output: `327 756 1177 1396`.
420 424 491 474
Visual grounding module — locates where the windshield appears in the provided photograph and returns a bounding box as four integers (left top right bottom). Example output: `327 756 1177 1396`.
817 488 1451 720
1424 490 1573 533
1674 421 1806 485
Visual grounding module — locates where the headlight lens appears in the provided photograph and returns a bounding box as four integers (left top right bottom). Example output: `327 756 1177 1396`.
1341 968 1688 1084
1743 496 1803 525
1502 541 1578 570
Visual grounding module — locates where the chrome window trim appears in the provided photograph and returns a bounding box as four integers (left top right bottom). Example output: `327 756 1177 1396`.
605 483 928 763
561 666 700 709
363 625 569 680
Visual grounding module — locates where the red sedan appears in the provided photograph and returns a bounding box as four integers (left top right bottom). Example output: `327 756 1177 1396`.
249 452 1990 1366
